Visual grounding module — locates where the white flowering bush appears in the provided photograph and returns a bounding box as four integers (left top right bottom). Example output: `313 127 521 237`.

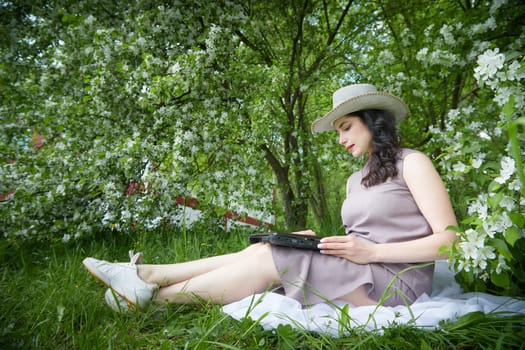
429 49 525 294
351 0 525 295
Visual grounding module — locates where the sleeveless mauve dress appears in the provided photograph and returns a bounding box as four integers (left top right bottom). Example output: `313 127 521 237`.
271 149 434 306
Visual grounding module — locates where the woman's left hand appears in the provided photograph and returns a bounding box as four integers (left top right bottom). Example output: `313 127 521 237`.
318 235 376 264
292 229 317 236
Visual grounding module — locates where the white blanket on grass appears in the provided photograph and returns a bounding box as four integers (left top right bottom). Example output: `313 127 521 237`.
222 261 525 336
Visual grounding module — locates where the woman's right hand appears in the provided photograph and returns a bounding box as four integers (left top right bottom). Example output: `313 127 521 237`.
292 230 317 236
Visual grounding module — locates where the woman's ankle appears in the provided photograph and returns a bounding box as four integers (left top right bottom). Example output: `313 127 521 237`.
137 265 155 283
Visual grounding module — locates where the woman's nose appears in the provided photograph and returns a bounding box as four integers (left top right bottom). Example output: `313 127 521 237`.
338 134 346 145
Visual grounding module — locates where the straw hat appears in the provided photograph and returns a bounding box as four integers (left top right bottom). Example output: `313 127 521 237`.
311 84 408 133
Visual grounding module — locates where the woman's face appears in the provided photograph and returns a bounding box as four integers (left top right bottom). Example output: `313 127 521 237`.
334 115 373 157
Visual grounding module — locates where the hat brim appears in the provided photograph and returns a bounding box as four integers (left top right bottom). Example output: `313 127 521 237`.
311 92 409 133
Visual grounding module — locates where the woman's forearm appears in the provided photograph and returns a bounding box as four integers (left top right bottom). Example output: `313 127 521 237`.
371 230 457 263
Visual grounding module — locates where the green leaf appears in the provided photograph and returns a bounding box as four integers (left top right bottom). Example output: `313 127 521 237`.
438 244 451 256
488 180 502 193
275 324 298 349
509 212 525 228
339 303 351 328
491 271 510 288
504 51 523 62
504 227 520 246
446 225 462 233
489 238 513 261
445 311 485 330
487 192 503 209
512 116 525 127
419 339 433 350
503 96 515 119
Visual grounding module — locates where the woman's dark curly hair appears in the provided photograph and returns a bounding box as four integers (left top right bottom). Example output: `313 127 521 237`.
351 109 401 187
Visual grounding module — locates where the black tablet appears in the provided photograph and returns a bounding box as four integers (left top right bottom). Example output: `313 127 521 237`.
249 232 321 250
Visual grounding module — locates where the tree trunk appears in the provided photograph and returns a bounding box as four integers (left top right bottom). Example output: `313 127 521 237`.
262 143 307 229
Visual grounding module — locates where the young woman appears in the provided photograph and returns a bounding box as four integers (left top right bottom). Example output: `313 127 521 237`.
83 84 458 312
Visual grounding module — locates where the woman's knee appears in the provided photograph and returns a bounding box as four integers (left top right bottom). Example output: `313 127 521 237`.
241 242 271 256
241 243 277 274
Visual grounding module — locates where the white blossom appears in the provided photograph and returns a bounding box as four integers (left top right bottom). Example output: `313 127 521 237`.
462 105 475 115
482 222 495 239
473 245 496 270
56 184 66 196
416 48 429 62
145 216 163 230
456 258 470 273
495 254 509 274
468 194 489 220
84 15 96 25
439 24 456 45
478 130 491 140
483 212 513 238
453 161 467 173
472 157 484 169
471 17 498 34
447 109 460 120
490 0 508 14
494 156 515 184
474 48 505 83
506 60 525 81
460 240 480 260
102 211 115 226
121 209 131 220
379 49 395 63
465 228 486 248
494 86 513 106
509 178 521 191
499 195 515 211
494 212 513 231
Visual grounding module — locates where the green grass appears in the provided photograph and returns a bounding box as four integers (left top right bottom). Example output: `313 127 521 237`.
1 227 524 349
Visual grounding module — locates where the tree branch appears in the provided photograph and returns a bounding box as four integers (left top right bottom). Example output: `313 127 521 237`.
322 0 331 33
326 0 354 46
234 30 274 65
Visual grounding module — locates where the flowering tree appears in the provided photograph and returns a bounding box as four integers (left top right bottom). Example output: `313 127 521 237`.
0 0 361 241
1 1 274 241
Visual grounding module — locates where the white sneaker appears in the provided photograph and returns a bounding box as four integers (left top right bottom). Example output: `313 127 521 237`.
127 250 143 265
104 251 143 313
83 253 158 310
105 288 131 312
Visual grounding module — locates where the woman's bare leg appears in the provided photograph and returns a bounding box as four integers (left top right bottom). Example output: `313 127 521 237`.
138 243 265 287
151 243 279 304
